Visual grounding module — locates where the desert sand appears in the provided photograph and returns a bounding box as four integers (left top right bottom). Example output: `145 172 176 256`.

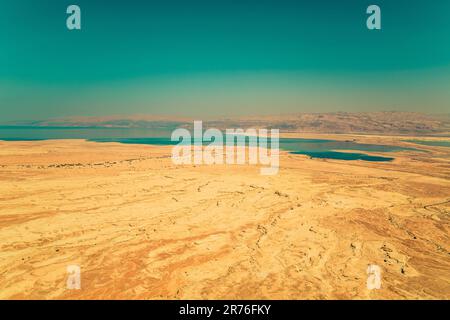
0 135 449 299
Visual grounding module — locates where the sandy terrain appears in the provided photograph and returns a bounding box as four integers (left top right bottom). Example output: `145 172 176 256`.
0 135 449 299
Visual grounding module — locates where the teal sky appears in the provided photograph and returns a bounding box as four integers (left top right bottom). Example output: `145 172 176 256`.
1 0 449 121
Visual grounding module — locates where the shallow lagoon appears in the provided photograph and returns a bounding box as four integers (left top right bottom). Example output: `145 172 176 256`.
404 139 450 148
279 138 411 161
290 150 394 161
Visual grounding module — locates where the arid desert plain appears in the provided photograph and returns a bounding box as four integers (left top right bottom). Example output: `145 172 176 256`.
0 134 449 299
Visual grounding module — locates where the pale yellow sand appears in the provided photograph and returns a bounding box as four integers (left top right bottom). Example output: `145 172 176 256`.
0 136 449 299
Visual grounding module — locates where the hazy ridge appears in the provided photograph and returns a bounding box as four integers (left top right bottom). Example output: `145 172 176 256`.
3 112 450 136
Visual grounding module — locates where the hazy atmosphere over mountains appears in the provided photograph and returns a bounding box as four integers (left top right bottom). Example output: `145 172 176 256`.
1 1 450 120
4 112 450 136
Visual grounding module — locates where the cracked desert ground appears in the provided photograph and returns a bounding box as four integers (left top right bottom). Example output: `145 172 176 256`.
0 134 449 299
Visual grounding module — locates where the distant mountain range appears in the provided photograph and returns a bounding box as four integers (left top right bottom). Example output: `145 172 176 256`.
3 112 450 136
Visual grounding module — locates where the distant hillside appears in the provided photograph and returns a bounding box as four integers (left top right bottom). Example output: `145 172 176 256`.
4 112 450 136
223 112 450 136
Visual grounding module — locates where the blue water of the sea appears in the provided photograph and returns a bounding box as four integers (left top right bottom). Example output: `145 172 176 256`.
0 126 418 162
